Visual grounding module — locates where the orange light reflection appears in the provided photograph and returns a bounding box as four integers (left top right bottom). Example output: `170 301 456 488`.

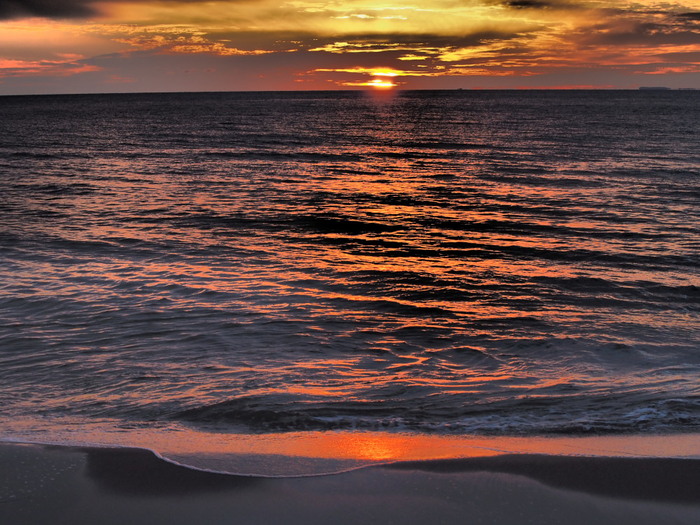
12 421 698 463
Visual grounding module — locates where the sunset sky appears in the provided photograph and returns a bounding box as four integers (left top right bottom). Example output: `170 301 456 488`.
1 0 699 93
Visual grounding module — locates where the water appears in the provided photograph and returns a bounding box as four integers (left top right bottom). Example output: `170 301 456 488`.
0 90 698 448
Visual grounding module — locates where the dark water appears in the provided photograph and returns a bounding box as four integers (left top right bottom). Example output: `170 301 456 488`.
0 90 698 440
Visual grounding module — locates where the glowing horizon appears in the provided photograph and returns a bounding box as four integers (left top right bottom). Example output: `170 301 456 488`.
1 1 699 94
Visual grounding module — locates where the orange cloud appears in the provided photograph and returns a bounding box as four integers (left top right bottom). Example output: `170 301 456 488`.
642 65 700 74
0 57 101 78
342 76 398 88
314 67 410 77
1 0 699 92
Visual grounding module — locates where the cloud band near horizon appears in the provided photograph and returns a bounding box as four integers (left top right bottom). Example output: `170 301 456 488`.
1 0 698 93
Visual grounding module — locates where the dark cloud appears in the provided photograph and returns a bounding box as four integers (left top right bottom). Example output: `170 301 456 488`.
655 50 700 62
200 30 533 55
0 0 245 20
0 0 97 19
499 0 586 10
506 0 552 9
676 12 700 21
306 31 531 49
577 20 700 47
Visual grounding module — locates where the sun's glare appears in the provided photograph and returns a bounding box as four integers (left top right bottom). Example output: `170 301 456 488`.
367 76 396 88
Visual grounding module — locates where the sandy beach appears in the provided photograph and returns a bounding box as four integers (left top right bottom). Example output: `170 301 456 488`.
2 442 699 525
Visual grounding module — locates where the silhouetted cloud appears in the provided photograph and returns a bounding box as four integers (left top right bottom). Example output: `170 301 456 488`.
0 0 251 20
506 0 552 9
0 0 96 20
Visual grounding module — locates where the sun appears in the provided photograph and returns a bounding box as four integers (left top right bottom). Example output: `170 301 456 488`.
332 68 401 89
367 76 397 89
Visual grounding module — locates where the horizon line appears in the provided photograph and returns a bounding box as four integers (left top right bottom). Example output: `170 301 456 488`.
2 87 698 98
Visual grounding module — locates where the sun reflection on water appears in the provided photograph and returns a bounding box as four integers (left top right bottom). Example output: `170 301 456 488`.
2 92 698 438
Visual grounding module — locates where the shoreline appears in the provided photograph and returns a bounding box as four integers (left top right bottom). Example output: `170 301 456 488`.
3 423 700 476
2 440 699 524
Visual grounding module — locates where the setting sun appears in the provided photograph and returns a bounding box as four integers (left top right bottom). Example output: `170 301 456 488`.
367 75 396 89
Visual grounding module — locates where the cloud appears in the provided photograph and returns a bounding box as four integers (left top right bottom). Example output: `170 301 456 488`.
0 0 96 20
0 0 252 21
1 0 699 92
0 55 100 78
506 0 552 9
105 26 278 55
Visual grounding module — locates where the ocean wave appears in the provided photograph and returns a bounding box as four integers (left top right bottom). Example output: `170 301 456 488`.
171 390 700 435
1 91 698 442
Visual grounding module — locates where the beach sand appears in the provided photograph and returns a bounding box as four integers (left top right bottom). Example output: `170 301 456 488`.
1 442 699 525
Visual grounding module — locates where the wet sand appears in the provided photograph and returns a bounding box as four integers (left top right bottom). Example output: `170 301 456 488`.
1 442 699 525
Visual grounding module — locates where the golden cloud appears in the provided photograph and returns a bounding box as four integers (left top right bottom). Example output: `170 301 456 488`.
1 0 698 89
0 57 101 78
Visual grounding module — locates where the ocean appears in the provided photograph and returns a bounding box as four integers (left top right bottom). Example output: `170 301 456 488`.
0 90 698 466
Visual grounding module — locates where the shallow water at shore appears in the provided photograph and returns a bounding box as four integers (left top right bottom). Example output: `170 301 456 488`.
3 419 700 476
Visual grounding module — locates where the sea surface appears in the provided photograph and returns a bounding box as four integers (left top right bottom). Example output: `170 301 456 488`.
1 90 699 453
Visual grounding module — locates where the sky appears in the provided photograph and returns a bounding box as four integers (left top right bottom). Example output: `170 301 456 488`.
0 0 699 93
